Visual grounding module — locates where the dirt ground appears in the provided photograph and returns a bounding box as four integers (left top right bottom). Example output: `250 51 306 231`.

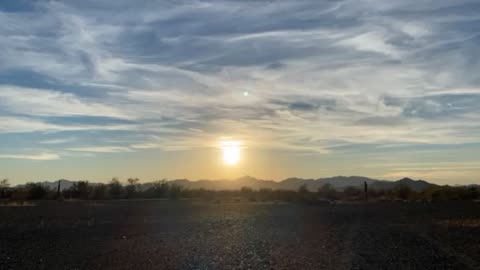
1 201 479 270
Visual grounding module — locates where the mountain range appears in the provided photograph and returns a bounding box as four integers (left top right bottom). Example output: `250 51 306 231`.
170 176 437 192
31 176 438 192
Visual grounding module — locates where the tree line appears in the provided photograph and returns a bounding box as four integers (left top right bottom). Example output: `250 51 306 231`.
0 178 478 202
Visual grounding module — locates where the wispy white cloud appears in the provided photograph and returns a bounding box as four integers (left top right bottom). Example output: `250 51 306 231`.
338 31 401 58
67 146 132 153
0 85 127 118
39 137 76 144
0 153 60 160
0 116 135 134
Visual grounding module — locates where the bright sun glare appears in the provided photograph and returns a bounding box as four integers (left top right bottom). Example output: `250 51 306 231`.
220 140 241 166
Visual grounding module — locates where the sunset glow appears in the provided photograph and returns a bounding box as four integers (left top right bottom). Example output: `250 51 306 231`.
220 140 241 166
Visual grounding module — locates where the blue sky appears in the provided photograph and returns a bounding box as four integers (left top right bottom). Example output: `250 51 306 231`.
1 0 480 184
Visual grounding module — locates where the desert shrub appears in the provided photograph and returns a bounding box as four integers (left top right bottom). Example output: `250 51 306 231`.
0 179 10 199
393 184 413 200
467 186 479 200
318 184 337 200
298 184 308 194
70 181 91 199
126 178 140 198
343 186 362 200
422 185 479 201
297 184 317 202
258 188 273 201
25 183 49 200
108 178 124 199
241 186 253 194
168 184 183 200
456 186 480 200
271 190 297 202
10 187 28 201
371 189 387 200
92 184 108 199
188 188 214 201
147 180 170 198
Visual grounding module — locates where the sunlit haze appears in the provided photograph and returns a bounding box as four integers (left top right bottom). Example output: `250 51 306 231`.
1 1 480 185
220 140 241 166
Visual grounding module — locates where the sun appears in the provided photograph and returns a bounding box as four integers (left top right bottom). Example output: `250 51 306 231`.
220 140 241 166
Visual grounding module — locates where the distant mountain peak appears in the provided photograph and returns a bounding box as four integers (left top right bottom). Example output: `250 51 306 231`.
235 175 259 181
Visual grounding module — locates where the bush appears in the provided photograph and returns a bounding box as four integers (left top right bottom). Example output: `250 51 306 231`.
343 186 362 200
25 183 49 200
318 184 337 200
108 178 123 199
126 178 140 198
10 187 28 201
92 184 108 200
148 180 170 198
0 179 10 199
71 181 91 199
393 184 413 200
169 184 183 200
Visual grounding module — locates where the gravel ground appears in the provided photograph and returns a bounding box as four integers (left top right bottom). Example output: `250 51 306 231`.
1 201 479 270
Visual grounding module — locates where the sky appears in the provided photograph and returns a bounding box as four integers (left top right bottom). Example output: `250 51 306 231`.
1 0 480 185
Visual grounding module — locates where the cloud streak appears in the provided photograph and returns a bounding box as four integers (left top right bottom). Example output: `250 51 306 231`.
0 153 60 161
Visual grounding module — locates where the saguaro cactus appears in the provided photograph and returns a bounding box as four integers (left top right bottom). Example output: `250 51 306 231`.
364 181 368 201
